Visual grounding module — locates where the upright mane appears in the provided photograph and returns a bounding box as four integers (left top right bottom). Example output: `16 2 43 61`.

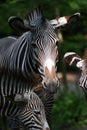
25 6 45 28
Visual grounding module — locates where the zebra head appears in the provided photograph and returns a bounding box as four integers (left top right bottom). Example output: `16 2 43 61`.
18 90 50 130
28 7 80 93
64 50 87 90
8 6 80 93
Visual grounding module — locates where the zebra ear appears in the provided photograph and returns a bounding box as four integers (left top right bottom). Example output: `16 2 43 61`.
50 13 80 28
64 52 82 69
66 13 80 25
25 6 45 28
8 16 29 34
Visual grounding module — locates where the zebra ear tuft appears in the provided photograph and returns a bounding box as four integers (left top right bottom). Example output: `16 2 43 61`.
64 52 82 67
8 16 29 35
25 6 45 28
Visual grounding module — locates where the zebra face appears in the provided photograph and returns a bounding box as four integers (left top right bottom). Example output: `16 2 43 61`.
31 22 59 93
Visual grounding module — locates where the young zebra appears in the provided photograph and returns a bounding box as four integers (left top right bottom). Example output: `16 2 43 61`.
0 70 51 130
10 91 53 130
0 6 80 93
9 90 50 130
63 49 87 98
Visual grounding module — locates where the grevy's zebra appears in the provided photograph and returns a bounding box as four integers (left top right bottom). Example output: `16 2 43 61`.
9 90 53 130
0 6 80 93
0 70 51 130
11 91 50 130
64 49 87 98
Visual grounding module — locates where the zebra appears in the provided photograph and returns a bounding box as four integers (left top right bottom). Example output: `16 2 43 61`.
63 49 87 98
0 70 52 130
0 6 80 93
9 90 54 130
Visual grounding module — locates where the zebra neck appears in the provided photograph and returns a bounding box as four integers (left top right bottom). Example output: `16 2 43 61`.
9 32 40 78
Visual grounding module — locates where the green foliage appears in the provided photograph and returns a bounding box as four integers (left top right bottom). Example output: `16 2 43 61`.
62 40 87 56
52 91 87 130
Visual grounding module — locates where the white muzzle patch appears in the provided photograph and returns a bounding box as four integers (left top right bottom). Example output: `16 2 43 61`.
44 58 54 72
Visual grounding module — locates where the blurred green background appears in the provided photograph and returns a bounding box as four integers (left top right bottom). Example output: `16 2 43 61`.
0 0 87 130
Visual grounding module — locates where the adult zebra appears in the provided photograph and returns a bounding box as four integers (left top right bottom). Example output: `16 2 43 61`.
0 6 80 93
63 48 87 98
0 70 52 130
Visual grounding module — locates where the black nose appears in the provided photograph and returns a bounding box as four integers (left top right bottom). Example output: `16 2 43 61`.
43 82 59 93
48 83 58 94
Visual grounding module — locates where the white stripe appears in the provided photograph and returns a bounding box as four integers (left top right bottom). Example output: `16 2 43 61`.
70 57 81 65
64 52 76 58
76 60 84 69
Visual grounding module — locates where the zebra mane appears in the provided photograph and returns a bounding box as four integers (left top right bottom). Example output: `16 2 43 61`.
25 6 45 28
83 48 87 72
